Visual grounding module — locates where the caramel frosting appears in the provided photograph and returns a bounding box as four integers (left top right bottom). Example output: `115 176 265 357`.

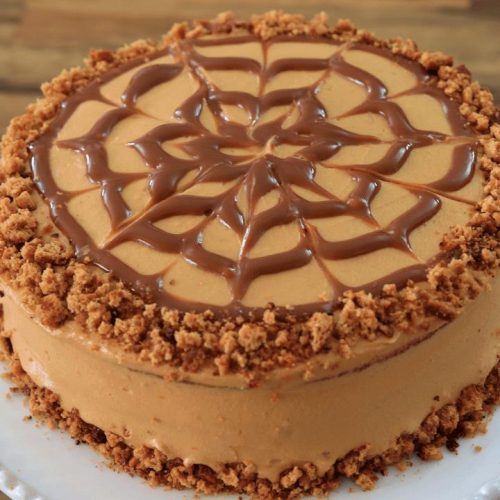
30 34 480 314
4 275 499 481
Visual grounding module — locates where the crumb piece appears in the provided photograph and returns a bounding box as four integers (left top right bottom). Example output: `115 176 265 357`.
418 444 443 461
307 312 334 352
419 51 453 71
280 466 303 488
355 469 377 491
237 324 266 351
395 461 409 472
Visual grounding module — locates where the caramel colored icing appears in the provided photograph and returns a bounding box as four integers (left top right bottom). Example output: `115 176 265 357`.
4 277 500 480
30 35 480 313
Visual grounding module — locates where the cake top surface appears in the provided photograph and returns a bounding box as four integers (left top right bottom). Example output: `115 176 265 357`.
0 11 498 378
30 29 479 314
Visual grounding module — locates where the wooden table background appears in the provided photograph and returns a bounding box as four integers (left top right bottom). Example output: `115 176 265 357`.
0 0 499 133
0 1 498 499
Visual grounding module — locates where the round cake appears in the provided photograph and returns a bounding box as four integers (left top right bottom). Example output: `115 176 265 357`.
0 11 499 498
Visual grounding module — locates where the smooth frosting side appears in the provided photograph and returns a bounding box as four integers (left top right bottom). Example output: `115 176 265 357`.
30 35 480 314
5 276 499 480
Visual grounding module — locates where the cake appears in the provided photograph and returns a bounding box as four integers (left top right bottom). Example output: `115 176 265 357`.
0 11 499 499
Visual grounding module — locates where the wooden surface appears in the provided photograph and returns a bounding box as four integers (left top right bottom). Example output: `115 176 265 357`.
0 0 499 132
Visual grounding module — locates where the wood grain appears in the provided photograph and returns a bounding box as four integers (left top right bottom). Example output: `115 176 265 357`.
0 0 499 131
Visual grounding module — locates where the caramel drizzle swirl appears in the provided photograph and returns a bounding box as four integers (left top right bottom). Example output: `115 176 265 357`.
30 35 476 315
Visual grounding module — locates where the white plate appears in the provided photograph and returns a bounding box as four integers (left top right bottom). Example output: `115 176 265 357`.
1 370 499 500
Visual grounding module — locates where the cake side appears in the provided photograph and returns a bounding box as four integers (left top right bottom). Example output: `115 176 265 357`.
1 339 498 499
0 11 498 380
2 275 498 482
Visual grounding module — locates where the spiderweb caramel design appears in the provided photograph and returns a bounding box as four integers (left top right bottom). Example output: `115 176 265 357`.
30 35 477 314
